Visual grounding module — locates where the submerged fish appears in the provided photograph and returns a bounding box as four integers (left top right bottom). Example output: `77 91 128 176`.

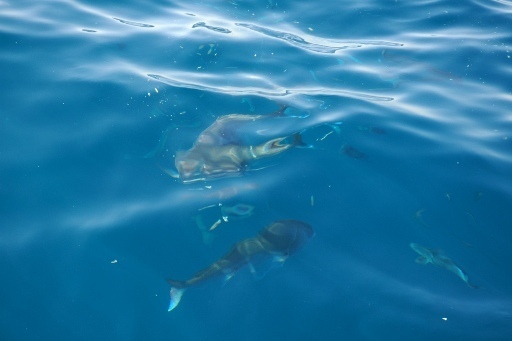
221 203 255 219
167 220 314 312
340 143 366 159
174 106 307 183
381 49 463 84
410 243 476 288
356 125 386 135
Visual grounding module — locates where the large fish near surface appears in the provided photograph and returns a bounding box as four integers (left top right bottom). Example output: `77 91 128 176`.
166 220 314 312
174 106 307 183
410 243 476 288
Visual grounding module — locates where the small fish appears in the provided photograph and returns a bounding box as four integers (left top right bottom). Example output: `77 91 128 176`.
381 49 463 83
220 204 255 219
356 125 386 135
410 243 477 288
414 208 430 228
340 144 366 159
370 127 386 135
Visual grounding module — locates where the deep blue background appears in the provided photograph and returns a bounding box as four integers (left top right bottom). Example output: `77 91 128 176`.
1 0 512 339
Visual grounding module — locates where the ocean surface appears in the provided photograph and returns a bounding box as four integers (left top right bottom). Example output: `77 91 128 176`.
1 0 512 339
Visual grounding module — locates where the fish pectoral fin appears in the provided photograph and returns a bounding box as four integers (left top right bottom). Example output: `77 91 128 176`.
168 287 185 312
246 255 286 280
415 256 428 264
273 255 288 264
251 137 292 158
248 262 257 274
158 164 180 179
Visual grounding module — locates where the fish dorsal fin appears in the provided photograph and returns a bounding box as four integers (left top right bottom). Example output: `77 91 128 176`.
415 256 429 264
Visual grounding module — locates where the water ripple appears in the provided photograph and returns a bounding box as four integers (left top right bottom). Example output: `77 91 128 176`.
112 17 154 28
147 73 394 102
192 21 231 34
235 22 403 54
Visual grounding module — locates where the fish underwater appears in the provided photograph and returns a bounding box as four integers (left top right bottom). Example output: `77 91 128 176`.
193 203 256 245
340 143 366 159
166 220 314 312
410 243 476 288
174 106 308 183
221 203 255 220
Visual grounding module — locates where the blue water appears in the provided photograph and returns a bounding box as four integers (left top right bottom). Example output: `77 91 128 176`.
1 0 512 339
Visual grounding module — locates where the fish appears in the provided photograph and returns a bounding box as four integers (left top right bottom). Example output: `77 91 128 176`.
174 106 307 183
414 209 430 228
166 220 314 312
220 203 255 219
381 49 463 84
356 125 386 135
409 243 476 288
340 143 366 159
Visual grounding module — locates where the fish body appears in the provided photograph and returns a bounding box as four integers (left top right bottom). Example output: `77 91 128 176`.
410 243 475 288
175 107 306 183
167 220 314 311
340 143 366 159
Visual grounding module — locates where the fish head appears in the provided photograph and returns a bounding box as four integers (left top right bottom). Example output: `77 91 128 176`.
261 220 314 255
294 220 315 241
175 150 205 183
196 131 217 145
175 145 247 183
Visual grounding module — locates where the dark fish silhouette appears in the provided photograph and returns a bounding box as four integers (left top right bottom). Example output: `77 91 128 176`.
174 106 306 183
340 143 366 159
167 220 314 311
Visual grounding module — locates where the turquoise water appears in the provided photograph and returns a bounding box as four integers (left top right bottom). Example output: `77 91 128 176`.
1 0 512 339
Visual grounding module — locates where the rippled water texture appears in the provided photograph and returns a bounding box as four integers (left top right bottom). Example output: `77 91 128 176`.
1 0 512 339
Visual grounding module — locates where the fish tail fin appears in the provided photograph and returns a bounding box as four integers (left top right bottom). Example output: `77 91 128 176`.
272 104 310 118
166 279 187 312
293 131 314 149
270 104 289 117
